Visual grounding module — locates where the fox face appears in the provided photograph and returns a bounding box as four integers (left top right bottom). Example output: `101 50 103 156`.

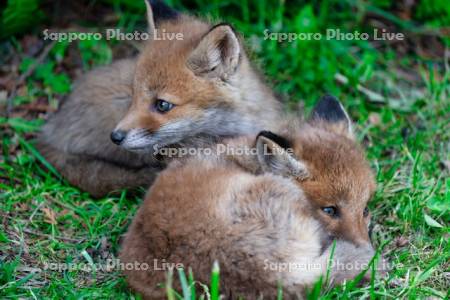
111 1 280 152
255 96 376 247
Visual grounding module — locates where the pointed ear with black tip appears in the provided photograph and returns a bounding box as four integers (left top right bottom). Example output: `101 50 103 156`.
145 0 179 33
187 24 241 80
256 131 309 179
310 95 354 139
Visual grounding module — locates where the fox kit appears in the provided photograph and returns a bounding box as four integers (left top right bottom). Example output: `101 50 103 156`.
37 0 281 197
120 96 384 299
36 59 163 197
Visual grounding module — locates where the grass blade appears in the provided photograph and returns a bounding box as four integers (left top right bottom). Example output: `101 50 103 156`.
166 269 176 300
178 268 191 300
18 136 61 178
210 261 220 300
188 268 196 300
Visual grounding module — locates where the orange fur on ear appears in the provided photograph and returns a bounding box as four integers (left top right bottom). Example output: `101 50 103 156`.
187 24 241 78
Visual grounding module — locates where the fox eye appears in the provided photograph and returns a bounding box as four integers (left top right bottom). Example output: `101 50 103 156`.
154 99 174 113
321 206 338 218
363 206 369 217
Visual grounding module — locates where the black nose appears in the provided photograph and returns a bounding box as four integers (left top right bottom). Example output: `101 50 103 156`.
110 130 126 145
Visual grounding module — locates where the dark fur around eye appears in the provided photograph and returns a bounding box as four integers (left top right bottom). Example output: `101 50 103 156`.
363 206 369 217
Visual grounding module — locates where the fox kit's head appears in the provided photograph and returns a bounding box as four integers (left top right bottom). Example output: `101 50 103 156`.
255 96 376 247
111 0 280 152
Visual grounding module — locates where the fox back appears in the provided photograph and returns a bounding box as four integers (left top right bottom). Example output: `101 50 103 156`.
120 96 383 299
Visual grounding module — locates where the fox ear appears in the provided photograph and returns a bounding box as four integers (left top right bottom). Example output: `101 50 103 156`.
310 95 354 139
145 0 179 33
256 131 309 179
187 24 241 79
145 0 156 33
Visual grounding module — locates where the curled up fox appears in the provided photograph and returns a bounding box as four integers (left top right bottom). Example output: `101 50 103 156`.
37 0 282 197
120 95 386 299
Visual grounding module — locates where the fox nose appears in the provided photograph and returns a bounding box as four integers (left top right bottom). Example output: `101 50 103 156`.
110 130 127 145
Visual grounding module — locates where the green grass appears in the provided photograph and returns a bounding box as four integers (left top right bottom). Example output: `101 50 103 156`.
1 0 449 299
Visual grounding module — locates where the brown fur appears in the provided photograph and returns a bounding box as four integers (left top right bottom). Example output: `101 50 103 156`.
36 3 281 197
120 111 383 299
118 17 280 132
114 15 282 150
36 59 161 197
280 121 376 246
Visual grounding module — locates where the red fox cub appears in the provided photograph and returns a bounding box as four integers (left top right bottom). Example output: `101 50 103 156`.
37 0 281 197
120 96 385 299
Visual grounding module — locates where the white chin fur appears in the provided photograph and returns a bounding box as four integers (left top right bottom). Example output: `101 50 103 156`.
121 129 156 152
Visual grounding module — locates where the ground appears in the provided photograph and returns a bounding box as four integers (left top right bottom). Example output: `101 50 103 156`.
0 0 449 299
